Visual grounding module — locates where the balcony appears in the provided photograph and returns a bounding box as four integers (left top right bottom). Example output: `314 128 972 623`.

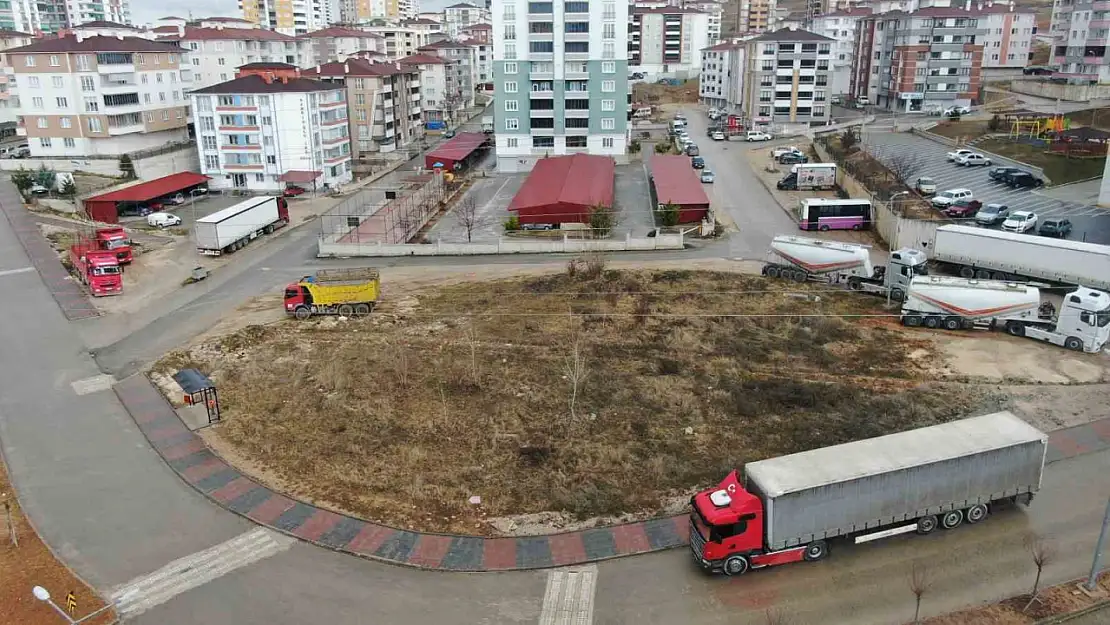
529 52 554 61
320 116 347 127
565 108 590 117
530 88 554 98
530 127 555 136
530 69 554 80
564 51 590 61
221 142 262 150
564 68 588 80
319 98 346 109
100 74 136 91
564 125 589 135
224 162 264 170
564 32 589 42
408 79 420 89
530 108 555 117
107 122 144 135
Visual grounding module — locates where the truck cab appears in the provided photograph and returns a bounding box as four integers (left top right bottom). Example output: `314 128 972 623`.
1027 288 1110 352
690 472 768 574
72 249 123 296
95 227 133 264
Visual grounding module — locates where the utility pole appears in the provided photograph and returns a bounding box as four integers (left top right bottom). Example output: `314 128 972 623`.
1084 497 1110 592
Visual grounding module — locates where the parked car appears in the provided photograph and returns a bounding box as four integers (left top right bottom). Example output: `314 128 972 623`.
746 130 772 141
521 223 554 231
686 144 700 157
914 176 937 196
771 145 801 159
988 166 1023 182
1023 66 1053 76
778 152 808 164
691 156 706 169
931 188 974 208
700 169 715 183
942 198 983 218
147 212 182 228
946 148 974 162
974 203 1010 225
164 193 186 205
283 185 307 197
954 153 992 167
29 182 49 194
944 105 971 117
1008 172 1044 189
444 129 456 138
1001 210 1038 233
1038 218 1072 238
712 131 725 141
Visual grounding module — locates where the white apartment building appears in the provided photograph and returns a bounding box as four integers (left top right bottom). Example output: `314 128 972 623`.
810 7 870 96
0 30 34 135
463 38 492 86
154 24 308 91
742 29 834 130
239 0 328 36
190 64 353 192
975 5 1036 69
399 52 451 122
699 41 744 111
689 0 724 45
8 34 191 158
362 24 430 58
492 0 630 172
444 3 491 39
299 26 386 66
1050 0 1110 82
630 7 710 78
0 1 40 34
403 17 446 39
65 1 131 26
418 40 477 108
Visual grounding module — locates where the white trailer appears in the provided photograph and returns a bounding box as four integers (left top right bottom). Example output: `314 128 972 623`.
932 225 1110 290
901 276 1110 352
195 196 288 256
764 235 927 300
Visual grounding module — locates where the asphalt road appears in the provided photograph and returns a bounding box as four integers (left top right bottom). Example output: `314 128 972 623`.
860 128 1110 244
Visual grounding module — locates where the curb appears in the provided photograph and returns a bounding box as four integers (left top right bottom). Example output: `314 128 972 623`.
1036 599 1110 624
113 371 1110 572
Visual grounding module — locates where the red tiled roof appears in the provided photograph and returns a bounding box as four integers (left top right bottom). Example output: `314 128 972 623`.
419 40 471 49
5 35 186 54
152 25 179 33
748 27 834 42
85 172 210 203
402 18 441 25
399 53 447 64
73 20 137 29
303 58 413 77
238 62 297 70
191 74 340 94
425 132 486 165
164 26 295 41
301 26 383 38
650 155 710 207
703 41 741 51
446 2 479 8
463 23 492 30
508 154 615 214
0 29 32 38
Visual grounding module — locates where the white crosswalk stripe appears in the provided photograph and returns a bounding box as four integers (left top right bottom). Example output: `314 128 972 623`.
109 528 294 618
538 566 598 625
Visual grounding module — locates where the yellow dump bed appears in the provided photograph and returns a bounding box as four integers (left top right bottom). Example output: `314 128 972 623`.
301 268 380 306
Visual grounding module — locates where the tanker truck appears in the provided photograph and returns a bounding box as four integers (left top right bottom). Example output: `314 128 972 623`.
762 235 928 301
901 276 1110 352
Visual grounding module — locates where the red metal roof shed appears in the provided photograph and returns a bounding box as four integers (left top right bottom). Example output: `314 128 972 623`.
649 155 710 224
83 172 210 223
424 132 487 171
508 154 615 225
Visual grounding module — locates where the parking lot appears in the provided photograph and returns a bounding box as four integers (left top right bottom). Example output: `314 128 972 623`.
117 193 265 232
861 129 1110 244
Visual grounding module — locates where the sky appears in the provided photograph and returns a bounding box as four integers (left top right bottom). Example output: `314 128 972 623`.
132 0 239 26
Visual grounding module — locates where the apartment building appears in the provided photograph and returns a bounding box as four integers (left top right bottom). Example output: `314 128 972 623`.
742 28 833 129
699 41 744 111
732 0 775 35
300 26 386 66
852 7 988 112
687 0 724 45
155 25 307 91
190 63 352 192
403 17 446 39
362 24 429 58
810 7 870 96
445 3 491 39
418 40 477 108
8 34 190 158
975 6 1036 69
630 7 710 78
238 0 328 35
1051 0 1110 83
303 58 423 157
66 0 131 26
399 52 451 123
492 0 630 172
0 1 42 33
465 38 493 87
0 30 33 135
461 22 492 43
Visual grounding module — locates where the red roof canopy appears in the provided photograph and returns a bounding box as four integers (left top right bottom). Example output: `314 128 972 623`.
279 170 322 183
424 132 487 168
85 172 209 203
650 155 710 206
508 154 614 213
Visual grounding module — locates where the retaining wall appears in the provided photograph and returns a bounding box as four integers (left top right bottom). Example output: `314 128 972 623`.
318 232 686 257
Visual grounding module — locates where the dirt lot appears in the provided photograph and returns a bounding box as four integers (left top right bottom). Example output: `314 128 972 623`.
146 257 1110 536
0 461 114 625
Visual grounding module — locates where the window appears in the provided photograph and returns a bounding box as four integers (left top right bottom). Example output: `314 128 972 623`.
144 93 151 103
136 53 145 65
80 76 94 92
39 137 50 147
505 99 519 111
24 55 34 67
506 118 519 130
505 43 516 59
51 76 63 88
601 99 614 111
36 117 46 128
55 97 67 107
602 43 614 59
64 137 75 148
601 80 614 92
204 155 219 169
504 24 516 39
505 62 517 73
27 76 39 88
31 96 42 109
530 41 554 53
602 61 615 73
84 97 98 112
88 117 102 132
601 118 614 130
507 138 518 148
202 136 216 150
255 174 265 182
266 155 276 164
141 74 148 84
602 137 613 148
49 54 59 66
157 73 164 83
603 23 615 39
504 80 518 93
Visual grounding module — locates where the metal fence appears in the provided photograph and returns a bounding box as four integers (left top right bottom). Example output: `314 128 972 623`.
319 169 451 245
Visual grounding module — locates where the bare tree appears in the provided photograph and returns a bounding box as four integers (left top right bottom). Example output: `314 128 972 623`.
885 151 927 185
908 561 931 623
455 194 485 242
562 333 590 423
1024 534 1056 611
461 324 481 383
392 341 411 390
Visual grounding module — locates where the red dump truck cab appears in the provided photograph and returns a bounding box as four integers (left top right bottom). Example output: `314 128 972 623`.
95 227 132 264
70 245 122 296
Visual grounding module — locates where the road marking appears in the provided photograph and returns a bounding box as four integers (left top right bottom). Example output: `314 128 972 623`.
109 527 294 618
70 374 116 396
539 565 597 625
0 266 34 278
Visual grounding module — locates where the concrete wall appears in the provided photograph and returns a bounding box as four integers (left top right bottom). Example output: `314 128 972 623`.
1008 80 1110 103
318 231 686 257
0 145 199 180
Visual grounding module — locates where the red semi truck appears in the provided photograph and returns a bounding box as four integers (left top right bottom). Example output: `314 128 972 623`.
689 412 1046 575
69 238 123 296
93 227 133 264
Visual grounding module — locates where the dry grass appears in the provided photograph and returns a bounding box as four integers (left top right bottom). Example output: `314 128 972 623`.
923 575 1110 624
157 268 987 534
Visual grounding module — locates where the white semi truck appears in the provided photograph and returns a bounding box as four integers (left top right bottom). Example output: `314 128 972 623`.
763 235 928 301
901 276 1110 352
195 196 289 256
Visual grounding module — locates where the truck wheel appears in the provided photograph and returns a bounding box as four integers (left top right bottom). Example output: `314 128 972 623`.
959 266 975 279
1065 336 1084 351
889 288 905 302
293 306 312 321
264 225 274 235
803 540 828 562
761 266 770 276
975 269 991 279
723 555 750 576
965 504 988 524
766 266 781 278
916 515 938 534
847 277 863 291
924 316 941 329
940 509 963 530
902 314 922 327
943 316 962 331
992 272 1009 281
354 303 371 316
337 304 354 316
1006 321 1025 337
791 270 806 283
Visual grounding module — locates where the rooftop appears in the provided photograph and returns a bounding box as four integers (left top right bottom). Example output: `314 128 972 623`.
237 62 298 70
302 58 413 78
190 74 341 95
508 154 615 214
301 26 383 38
158 26 295 41
632 6 705 14
398 53 448 65
649 155 710 207
72 20 137 29
445 2 480 8
5 34 187 54
0 29 32 39
419 40 473 49
703 41 742 51
463 22 492 30
748 27 834 42
402 18 442 25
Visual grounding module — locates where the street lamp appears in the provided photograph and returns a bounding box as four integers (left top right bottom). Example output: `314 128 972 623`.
32 586 112 624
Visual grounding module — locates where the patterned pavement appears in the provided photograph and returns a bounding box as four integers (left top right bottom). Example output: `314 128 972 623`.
115 373 1110 572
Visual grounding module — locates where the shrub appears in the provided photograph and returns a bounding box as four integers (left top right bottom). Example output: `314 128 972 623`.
34 165 56 190
840 129 859 153
654 141 672 154
588 204 615 237
10 168 33 191
987 114 1003 132
629 139 641 153
659 202 680 227
503 214 520 231
119 154 136 179
58 177 77 197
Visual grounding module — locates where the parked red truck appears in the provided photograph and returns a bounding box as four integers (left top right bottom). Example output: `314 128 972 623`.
689 412 1046 575
93 226 133 264
69 237 123 296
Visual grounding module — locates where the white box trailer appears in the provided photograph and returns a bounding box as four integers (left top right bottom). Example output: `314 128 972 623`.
744 411 1046 551
932 225 1110 290
195 196 288 256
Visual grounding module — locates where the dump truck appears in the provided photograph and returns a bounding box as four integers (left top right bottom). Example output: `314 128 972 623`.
195 195 289 256
932 224 1110 290
690 411 1046 576
69 237 123 296
901 276 1110 352
763 235 928 301
283 267 380 320
93 227 133 264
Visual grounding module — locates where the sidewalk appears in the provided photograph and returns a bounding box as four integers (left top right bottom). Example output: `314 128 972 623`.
115 372 1110 572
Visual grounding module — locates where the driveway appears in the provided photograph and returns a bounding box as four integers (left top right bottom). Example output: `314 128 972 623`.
861 128 1110 244
615 163 654 235
426 173 525 243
